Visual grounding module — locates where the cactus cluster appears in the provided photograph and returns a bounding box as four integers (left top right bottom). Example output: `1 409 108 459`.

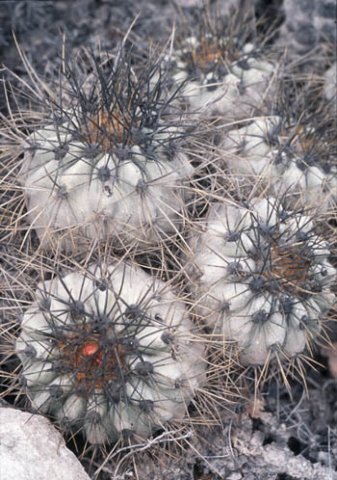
0 1 336 468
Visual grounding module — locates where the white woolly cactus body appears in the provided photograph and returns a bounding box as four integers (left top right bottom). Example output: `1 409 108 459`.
18 52 194 250
15 261 205 444
21 122 193 249
187 197 337 365
168 35 277 120
221 116 337 211
221 116 280 177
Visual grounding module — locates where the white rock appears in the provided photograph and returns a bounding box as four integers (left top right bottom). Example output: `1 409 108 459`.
0 408 90 480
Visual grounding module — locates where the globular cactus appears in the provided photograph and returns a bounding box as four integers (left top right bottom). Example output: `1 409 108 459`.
17 51 194 251
164 15 279 121
187 196 337 366
220 115 337 212
15 260 205 444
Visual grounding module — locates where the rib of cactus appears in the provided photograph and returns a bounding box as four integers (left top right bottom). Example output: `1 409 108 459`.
20 120 194 250
187 197 337 365
167 37 277 120
220 116 337 212
15 261 205 444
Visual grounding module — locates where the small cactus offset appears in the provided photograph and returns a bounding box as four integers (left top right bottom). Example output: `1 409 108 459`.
219 114 337 212
187 196 336 365
163 14 279 121
15 260 205 444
